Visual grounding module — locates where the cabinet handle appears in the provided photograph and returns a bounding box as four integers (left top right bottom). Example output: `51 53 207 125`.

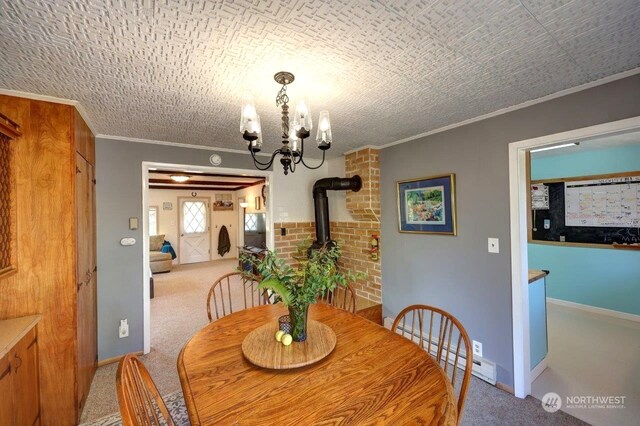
0 366 10 380
13 354 22 373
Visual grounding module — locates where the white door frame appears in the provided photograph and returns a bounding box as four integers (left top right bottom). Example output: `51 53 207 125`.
508 116 640 398
141 162 274 354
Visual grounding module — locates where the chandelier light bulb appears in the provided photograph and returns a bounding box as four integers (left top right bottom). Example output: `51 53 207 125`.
243 104 256 119
316 110 332 150
294 99 312 138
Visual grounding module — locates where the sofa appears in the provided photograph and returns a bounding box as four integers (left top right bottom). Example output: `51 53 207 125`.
150 234 173 273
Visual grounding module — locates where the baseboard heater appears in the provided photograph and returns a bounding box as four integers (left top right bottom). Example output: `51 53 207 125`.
383 317 497 385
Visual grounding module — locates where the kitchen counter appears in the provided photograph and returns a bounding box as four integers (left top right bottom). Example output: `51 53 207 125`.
0 315 41 359
528 269 548 284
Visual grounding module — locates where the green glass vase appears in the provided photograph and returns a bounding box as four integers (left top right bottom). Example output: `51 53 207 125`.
288 303 309 342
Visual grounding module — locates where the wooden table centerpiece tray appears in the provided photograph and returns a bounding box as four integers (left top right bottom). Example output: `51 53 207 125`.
241 319 336 369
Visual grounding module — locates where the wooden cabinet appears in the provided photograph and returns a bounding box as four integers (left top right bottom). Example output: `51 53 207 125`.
76 150 97 414
0 96 97 425
0 316 41 426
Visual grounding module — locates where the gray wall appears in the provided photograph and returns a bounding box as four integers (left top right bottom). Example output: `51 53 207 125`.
380 75 640 387
96 139 260 360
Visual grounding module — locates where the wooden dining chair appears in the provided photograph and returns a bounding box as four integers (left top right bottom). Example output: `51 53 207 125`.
318 284 357 314
116 354 175 426
207 272 271 321
391 305 473 423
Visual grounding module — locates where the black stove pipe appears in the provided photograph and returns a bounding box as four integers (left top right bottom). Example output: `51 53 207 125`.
310 175 362 251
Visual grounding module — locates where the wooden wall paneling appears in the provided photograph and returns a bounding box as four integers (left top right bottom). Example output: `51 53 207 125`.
0 95 79 426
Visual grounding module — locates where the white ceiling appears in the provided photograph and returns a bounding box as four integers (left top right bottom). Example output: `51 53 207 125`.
1 0 639 157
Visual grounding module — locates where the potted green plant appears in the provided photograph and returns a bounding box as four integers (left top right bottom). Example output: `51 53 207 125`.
239 243 360 342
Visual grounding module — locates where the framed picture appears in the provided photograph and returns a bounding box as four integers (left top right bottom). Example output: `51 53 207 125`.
162 202 173 211
397 173 457 235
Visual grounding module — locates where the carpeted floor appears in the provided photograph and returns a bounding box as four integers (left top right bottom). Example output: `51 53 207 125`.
80 259 239 424
81 259 588 425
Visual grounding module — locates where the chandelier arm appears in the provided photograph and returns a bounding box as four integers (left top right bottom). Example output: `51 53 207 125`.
299 149 326 170
250 148 281 169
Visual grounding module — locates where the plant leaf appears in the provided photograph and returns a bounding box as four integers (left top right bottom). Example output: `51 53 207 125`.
258 278 293 306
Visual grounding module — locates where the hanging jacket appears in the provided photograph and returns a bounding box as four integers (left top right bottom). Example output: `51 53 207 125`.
218 225 231 257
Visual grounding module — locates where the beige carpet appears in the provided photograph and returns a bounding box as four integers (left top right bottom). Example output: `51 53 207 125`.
80 259 238 424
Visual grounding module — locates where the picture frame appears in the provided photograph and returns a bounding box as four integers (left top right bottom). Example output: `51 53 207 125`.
162 202 173 211
397 173 457 235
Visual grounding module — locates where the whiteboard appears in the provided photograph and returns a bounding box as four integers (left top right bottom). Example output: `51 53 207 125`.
565 176 640 227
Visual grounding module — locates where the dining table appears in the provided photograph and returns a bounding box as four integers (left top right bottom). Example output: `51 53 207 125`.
178 303 457 425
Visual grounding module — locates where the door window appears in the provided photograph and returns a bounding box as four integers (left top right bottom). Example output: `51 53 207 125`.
183 201 207 234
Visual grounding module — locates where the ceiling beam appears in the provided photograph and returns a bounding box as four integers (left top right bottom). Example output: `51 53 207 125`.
149 185 243 191
150 170 265 180
149 178 263 186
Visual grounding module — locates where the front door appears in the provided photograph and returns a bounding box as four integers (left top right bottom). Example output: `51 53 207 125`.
179 198 210 264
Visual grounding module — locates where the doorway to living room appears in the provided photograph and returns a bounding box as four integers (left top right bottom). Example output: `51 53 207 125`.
141 162 273 359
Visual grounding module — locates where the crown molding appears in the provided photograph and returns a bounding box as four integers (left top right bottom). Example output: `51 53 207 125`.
0 88 98 135
377 67 640 151
96 134 272 157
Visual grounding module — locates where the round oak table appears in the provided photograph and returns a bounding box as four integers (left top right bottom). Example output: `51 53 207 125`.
178 303 457 425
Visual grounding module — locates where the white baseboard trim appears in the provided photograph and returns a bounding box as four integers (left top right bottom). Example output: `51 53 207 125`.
530 358 547 383
547 297 640 323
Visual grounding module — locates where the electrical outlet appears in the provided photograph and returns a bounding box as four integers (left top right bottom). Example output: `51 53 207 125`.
472 340 483 358
119 319 129 338
488 238 499 253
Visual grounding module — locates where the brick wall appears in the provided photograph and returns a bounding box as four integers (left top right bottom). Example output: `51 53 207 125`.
345 148 380 222
330 221 381 302
272 148 382 304
273 221 315 264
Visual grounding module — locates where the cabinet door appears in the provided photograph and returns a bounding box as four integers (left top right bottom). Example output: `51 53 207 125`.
12 329 40 426
76 157 97 415
0 356 14 426
76 153 90 288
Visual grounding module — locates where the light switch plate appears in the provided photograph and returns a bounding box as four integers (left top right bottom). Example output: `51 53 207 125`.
488 238 499 253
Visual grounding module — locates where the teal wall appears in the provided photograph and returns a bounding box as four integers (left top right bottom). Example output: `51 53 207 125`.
529 143 640 316
529 276 548 368
531 143 640 180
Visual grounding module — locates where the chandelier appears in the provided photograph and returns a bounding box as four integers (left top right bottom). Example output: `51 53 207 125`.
240 71 332 175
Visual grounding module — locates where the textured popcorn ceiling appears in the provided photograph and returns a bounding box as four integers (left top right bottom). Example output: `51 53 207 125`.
1 0 639 156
